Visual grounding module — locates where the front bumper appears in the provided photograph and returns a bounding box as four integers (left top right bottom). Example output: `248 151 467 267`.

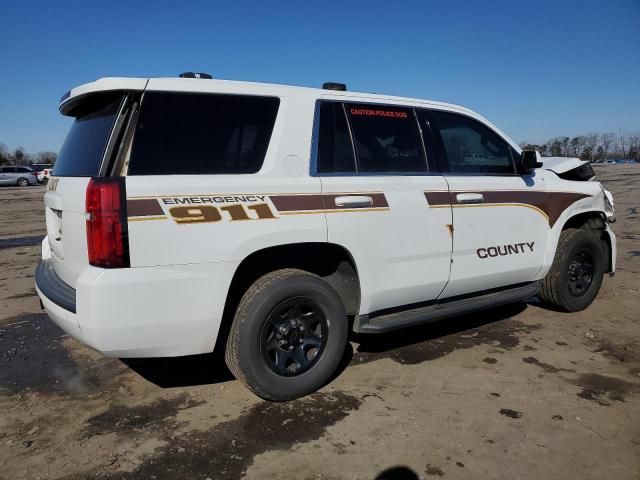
35 258 238 358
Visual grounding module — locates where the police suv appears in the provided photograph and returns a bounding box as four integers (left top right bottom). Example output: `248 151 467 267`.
35 74 617 400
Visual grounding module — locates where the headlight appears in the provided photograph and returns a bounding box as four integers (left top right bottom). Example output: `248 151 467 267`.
603 188 614 212
601 186 615 222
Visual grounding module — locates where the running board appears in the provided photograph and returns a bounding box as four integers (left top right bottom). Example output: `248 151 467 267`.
354 281 540 334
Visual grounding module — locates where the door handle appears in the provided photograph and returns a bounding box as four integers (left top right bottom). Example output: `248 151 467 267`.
456 193 484 204
334 195 374 208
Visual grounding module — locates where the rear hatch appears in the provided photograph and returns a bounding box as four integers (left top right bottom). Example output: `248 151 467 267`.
45 91 136 286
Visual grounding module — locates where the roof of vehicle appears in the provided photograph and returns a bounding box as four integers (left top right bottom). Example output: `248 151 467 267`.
61 76 476 115
59 76 520 151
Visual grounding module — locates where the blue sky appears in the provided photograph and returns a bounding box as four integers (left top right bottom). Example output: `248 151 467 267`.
1 0 639 153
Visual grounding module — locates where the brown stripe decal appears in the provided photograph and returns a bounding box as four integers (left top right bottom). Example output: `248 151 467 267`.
269 193 388 212
425 190 591 227
454 191 590 227
269 195 324 212
127 199 165 217
424 191 451 206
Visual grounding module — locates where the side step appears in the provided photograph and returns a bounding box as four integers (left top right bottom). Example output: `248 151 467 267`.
354 281 540 334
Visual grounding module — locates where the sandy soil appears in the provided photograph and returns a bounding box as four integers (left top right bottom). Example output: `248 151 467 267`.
0 165 638 480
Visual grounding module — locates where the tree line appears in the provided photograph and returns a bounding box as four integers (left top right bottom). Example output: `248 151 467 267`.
0 142 57 167
520 130 640 162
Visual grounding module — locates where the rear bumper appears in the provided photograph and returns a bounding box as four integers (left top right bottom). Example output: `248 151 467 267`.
35 258 238 358
35 260 76 313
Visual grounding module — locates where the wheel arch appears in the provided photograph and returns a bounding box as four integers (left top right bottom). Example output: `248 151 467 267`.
216 242 361 349
554 210 614 273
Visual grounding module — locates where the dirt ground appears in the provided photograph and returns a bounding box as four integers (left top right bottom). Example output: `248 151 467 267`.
0 165 638 480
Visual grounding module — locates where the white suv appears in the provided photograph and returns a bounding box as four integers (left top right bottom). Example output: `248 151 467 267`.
36 75 616 400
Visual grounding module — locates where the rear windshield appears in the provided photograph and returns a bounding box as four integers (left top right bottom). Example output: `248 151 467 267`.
127 92 280 175
53 93 123 177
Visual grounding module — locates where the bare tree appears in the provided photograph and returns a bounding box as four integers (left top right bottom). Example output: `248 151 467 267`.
570 136 585 157
600 133 616 162
547 137 563 156
13 147 25 165
560 137 571 156
583 133 599 161
35 151 57 165
0 142 9 166
628 131 640 161
618 130 629 160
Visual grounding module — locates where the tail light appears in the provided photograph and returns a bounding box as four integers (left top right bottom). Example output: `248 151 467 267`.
85 177 130 268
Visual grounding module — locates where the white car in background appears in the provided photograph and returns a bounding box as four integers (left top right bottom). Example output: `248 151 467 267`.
31 163 53 184
37 168 53 184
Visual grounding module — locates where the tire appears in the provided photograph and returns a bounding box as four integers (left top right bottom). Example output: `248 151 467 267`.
539 228 607 312
16 177 29 187
225 268 348 401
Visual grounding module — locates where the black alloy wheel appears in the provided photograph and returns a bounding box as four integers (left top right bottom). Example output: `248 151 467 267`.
225 268 348 401
567 250 595 296
260 297 328 376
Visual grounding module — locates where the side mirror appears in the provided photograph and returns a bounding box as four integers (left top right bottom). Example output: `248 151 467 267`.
521 150 543 172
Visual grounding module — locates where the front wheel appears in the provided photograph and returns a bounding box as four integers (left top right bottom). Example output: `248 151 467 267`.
539 228 607 312
16 177 29 187
225 269 348 401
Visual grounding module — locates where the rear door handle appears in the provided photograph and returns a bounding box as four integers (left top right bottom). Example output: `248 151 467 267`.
334 195 374 208
456 193 484 204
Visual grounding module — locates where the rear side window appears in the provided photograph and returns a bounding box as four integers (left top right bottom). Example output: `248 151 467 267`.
54 93 124 177
128 92 280 175
317 103 356 174
431 111 516 174
346 104 427 173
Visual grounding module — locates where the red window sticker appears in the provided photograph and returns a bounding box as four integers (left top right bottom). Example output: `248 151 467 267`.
349 108 408 119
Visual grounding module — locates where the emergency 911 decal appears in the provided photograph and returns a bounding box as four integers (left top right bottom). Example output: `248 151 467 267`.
126 193 389 223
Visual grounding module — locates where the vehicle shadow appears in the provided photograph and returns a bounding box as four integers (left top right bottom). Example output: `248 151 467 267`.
122 349 234 388
124 301 529 389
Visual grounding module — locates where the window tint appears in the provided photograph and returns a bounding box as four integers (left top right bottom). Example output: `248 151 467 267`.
17 167 32 173
54 93 123 177
317 103 356 174
128 92 279 175
345 104 426 173
432 111 515 174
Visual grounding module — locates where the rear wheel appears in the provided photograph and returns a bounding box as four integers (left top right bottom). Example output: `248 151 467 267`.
16 177 29 187
225 268 348 401
539 228 606 312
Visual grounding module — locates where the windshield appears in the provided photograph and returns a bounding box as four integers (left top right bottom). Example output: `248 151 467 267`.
53 93 124 177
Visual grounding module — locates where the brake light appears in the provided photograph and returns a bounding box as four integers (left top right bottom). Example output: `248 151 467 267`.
85 177 130 268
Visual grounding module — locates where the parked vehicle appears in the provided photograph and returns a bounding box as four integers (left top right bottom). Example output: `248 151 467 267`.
0 166 38 186
32 163 52 182
38 168 52 184
31 163 53 183
36 75 617 400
